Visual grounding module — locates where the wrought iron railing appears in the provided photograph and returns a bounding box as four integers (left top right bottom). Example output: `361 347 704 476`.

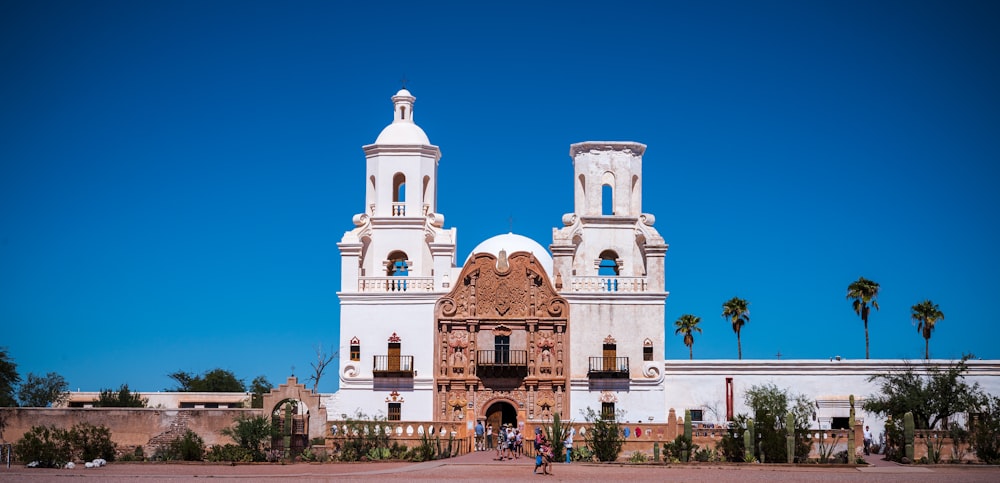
476 350 528 367
372 355 415 377
587 356 630 378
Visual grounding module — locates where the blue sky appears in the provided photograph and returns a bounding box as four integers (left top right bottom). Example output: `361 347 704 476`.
2 1 998 394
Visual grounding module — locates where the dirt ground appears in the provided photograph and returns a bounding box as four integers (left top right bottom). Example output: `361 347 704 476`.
4 451 999 483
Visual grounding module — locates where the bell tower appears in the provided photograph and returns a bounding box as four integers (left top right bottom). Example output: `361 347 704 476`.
552 141 670 423
333 89 457 422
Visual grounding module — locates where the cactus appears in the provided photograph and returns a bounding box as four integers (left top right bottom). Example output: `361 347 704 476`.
653 442 660 462
786 412 795 463
904 411 915 463
848 395 856 463
744 419 755 462
683 409 693 462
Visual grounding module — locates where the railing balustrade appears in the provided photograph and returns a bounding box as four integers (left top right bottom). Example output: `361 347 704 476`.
357 276 434 293
568 276 648 292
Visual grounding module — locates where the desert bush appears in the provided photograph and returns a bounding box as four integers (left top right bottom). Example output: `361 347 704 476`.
581 407 623 462
206 443 254 463
165 430 204 461
14 425 71 467
67 422 116 462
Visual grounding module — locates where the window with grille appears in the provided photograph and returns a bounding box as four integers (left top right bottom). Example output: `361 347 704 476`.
601 402 615 420
388 402 401 421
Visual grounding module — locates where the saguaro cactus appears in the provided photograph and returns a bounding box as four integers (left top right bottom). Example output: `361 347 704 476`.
744 419 755 462
904 411 915 462
847 395 856 463
683 409 693 462
653 441 660 462
786 412 795 463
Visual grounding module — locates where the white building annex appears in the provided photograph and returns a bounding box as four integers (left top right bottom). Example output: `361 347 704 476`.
326 89 1000 437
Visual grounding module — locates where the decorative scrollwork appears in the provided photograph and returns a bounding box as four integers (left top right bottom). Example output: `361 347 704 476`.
343 364 358 378
439 299 457 317
643 363 661 379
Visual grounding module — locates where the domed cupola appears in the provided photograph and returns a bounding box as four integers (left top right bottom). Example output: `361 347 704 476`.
374 88 431 145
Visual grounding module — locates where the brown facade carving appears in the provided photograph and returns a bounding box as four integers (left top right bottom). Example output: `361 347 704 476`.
434 251 570 423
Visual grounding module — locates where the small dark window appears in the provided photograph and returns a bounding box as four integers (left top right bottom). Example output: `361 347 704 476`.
601 402 615 420
831 417 851 430
689 409 704 422
350 345 360 361
643 345 653 361
388 402 401 421
401 106 407 120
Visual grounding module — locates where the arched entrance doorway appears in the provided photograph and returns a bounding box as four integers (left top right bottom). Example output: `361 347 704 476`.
485 400 517 433
271 398 309 457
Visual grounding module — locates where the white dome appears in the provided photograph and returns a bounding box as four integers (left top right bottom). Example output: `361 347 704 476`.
468 233 554 276
375 122 430 145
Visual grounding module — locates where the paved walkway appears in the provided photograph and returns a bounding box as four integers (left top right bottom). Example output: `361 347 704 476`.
3 452 998 483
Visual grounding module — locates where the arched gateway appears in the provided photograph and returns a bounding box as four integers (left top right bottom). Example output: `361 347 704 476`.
434 249 569 425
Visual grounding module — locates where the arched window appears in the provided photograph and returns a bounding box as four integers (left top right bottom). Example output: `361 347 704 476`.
601 171 615 216
643 338 653 361
598 250 619 276
350 337 361 361
602 184 614 215
386 251 409 276
392 173 406 216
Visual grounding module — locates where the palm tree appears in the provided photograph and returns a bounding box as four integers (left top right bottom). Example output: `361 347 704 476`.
674 314 703 360
721 297 750 360
911 299 944 360
846 277 881 359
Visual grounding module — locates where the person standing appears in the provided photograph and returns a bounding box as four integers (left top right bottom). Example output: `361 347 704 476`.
486 423 494 450
564 428 574 463
475 420 484 451
863 425 873 456
541 438 553 475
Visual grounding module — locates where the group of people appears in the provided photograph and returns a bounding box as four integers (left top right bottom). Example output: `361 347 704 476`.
474 421 523 458
473 421 574 475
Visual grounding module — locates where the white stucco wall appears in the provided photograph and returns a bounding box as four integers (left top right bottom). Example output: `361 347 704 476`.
661 359 1000 437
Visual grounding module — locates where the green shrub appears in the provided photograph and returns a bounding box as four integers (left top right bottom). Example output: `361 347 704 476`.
972 395 1000 464
67 422 116 461
694 447 714 462
571 445 593 462
165 430 205 461
628 450 648 463
206 444 254 463
332 411 391 462
581 407 623 462
14 425 71 467
220 414 273 462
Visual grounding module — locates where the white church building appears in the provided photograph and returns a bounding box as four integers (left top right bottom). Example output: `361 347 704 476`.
325 89 1000 435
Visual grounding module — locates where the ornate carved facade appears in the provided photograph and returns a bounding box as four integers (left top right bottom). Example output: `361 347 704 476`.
434 250 569 422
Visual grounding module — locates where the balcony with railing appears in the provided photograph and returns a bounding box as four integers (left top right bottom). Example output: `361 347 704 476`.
372 355 415 378
475 350 528 378
357 277 435 293
569 276 648 293
587 356 630 379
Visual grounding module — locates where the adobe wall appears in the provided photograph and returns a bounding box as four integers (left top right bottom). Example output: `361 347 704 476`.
1 408 259 457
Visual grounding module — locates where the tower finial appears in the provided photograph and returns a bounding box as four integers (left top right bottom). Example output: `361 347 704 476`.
400 75 408 89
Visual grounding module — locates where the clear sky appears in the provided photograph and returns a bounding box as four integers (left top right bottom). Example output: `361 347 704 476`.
2 1 998 394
